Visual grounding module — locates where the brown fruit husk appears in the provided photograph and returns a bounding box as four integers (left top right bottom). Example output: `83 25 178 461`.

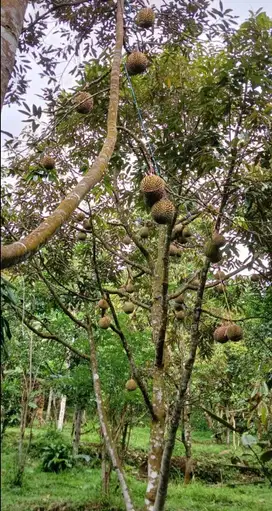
74 92 93 114
126 51 148 76
123 235 131 245
41 155 55 170
78 232 87 241
99 316 111 329
213 325 228 343
151 199 175 225
204 242 222 263
214 270 226 281
140 175 166 207
125 283 134 293
212 233 226 248
175 293 184 304
83 219 91 230
175 310 185 321
123 301 135 314
226 324 243 342
125 379 137 391
98 299 109 310
139 226 149 239
136 8 155 29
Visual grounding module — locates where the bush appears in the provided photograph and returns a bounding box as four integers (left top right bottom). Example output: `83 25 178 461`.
41 441 73 472
31 429 73 472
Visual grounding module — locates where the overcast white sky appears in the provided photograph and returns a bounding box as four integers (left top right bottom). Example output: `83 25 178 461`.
1 0 272 140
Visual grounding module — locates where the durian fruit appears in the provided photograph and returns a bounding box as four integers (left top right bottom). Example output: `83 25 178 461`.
139 226 149 239
41 155 55 170
151 199 175 225
125 378 137 391
76 212 85 222
78 232 87 241
213 325 228 343
251 273 260 282
182 226 192 238
214 270 226 281
136 7 155 29
83 218 91 230
175 293 184 304
226 324 243 342
212 232 226 248
216 283 225 293
175 310 185 321
204 242 222 263
98 299 109 310
125 282 134 293
74 91 94 114
99 316 111 329
123 235 131 245
123 301 135 314
140 175 166 207
169 244 178 256
188 278 200 289
126 51 148 76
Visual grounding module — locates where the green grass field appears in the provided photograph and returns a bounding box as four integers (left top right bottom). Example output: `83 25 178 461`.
1 425 271 511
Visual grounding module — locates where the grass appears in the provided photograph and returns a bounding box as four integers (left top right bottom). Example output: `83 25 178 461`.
1 425 271 511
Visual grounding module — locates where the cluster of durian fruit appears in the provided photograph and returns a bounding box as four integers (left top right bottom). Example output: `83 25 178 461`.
140 174 175 224
126 8 155 76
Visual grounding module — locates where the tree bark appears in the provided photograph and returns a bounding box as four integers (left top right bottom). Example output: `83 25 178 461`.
57 395 67 431
88 326 135 511
72 406 82 456
181 387 192 484
45 388 53 422
1 0 28 110
1 0 124 269
145 227 170 511
153 259 210 511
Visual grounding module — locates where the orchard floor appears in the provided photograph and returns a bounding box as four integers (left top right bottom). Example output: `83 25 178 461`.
1 426 271 511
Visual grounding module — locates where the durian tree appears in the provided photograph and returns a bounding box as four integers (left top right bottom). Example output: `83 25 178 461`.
1 2 272 511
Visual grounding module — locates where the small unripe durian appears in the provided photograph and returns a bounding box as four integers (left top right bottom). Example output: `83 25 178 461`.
216 283 225 293
139 226 149 239
151 199 175 225
98 299 109 310
204 242 222 263
140 175 166 207
212 233 226 248
226 324 243 342
123 301 135 314
175 310 185 321
74 92 94 114
78 232 87 241
41 155 55 170
251 273 260 282
169 244 178 256
126 51 148 76
83 218 91 230
76 212 85 222
214 270 226 281
136 8 155 29
125 283 134 294
125 378 137 391
213 325 228 343
99 316 111 329
123 235 131 245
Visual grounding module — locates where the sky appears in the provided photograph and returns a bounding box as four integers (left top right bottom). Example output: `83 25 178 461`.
1 0 272 141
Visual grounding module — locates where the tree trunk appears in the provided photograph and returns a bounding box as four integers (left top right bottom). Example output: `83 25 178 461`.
145 227 170 511
88 326 135 511
101 438 111 495
153 260 210 511
45 388 53 422
13 377 29 486
1 0 28 110
1 0 125 269
225 406 230 445
57 395 67 431
181 387 192 484
72 406 82 456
